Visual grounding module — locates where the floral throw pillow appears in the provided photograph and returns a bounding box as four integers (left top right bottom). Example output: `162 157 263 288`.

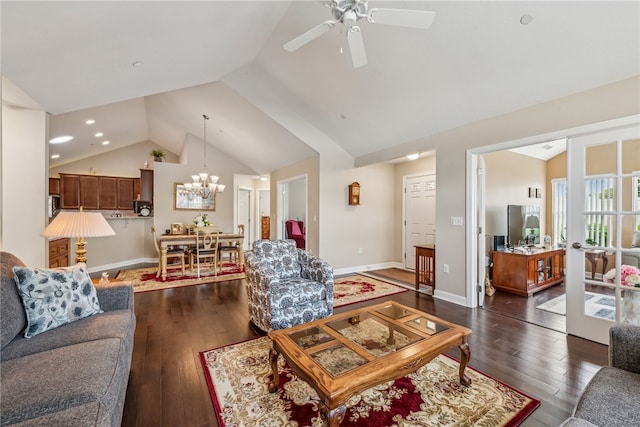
12 264 102 338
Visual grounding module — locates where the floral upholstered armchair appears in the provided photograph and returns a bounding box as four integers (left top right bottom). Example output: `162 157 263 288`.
245 239 334 332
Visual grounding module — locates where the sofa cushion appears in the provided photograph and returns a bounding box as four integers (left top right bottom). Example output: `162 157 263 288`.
1 252 27 349
1 309 135 362
632 231 640 247
13 264 102 338
573 366 640 427
0 338 129 426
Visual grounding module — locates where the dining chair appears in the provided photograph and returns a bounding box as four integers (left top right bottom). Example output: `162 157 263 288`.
151 226 186 277
218 224 244 267
189 228 220 277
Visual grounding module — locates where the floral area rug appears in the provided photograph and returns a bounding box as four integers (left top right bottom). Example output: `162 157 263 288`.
113 263 245 293
200 336 540 427
334 275 407 308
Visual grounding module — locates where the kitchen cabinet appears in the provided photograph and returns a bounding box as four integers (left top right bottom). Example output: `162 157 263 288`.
491 248 565 297
98 177 118 209
49 178 60 195
60 174 80 209
117 178 134 209
79 176 99 209
140 169 153 202
59 173 137 210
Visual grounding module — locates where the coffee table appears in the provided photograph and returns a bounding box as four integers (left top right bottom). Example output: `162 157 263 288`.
267 300 472 426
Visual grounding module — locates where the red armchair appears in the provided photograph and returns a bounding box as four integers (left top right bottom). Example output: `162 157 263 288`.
285 220 305 249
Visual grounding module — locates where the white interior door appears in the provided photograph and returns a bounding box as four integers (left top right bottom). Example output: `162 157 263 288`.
566 124 640 345
404 174 436 270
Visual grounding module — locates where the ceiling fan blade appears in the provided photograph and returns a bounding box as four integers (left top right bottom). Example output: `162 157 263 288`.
347 26 367 68
283 20 336 52
367 8 435 29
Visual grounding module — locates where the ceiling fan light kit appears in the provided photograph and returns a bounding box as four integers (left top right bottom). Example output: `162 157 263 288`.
283 0 435 68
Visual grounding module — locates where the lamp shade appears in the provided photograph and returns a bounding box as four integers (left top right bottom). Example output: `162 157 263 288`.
42 211 115 238
524 215 540 229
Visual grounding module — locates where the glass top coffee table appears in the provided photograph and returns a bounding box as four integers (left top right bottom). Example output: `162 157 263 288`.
267 300 472 426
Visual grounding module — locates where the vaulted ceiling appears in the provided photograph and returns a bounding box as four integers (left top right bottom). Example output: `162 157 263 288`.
3 1 638 173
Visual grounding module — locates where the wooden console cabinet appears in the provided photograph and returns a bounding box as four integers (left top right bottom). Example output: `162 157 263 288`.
48 238 70 268
492 248 565 297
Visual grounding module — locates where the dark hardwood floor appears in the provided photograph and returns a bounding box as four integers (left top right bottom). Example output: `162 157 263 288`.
117 272 607 427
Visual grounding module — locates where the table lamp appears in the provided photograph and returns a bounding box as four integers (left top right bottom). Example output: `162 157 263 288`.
41 207 116 264
524 215 540 246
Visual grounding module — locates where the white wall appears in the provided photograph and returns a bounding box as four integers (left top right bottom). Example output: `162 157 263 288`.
49 140 176 178
1 77 48 266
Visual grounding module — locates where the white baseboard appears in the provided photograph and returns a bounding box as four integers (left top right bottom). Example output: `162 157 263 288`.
86 257 157 274
433 289 468 306
333 261 404 276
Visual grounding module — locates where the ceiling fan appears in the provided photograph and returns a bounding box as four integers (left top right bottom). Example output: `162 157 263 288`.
283 0 435 68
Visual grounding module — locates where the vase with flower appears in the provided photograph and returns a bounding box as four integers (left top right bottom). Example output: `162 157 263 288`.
604 264 640 325
193 213 210 228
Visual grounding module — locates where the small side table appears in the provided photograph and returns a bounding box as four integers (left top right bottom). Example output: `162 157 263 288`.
415 244 435 292
585 250 608 279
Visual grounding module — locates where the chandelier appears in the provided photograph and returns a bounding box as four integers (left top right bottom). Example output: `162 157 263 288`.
182 114 225 199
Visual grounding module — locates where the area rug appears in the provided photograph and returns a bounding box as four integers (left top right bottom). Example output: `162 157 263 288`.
334 275 408 308
114 263 245 293
535 292 615 320
200 336 540 427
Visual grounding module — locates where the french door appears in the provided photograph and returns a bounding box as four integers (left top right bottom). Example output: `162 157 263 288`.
566 124 640 344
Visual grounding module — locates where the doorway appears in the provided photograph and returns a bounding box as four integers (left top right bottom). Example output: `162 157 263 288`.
277 175 307 248
403 173 436 270
468 114 640 341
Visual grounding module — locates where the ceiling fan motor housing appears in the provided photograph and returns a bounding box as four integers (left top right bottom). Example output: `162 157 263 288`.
331 0 368 23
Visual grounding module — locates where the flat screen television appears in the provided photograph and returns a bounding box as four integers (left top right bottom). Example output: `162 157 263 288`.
507 205 540 246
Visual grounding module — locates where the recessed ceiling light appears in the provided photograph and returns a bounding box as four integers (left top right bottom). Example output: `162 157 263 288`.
101 141 110 145
406 153 419 160
259 176 268 182
85 119 95 125
94 132 104 137
520 14 533 25
49 135 73 144
50 154 60 159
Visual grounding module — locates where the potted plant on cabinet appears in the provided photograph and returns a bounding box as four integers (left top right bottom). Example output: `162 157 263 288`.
150 149 164 162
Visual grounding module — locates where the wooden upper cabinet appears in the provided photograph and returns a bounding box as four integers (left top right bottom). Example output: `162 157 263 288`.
140 169 153 202
49 178 60 195
60 173 138 210
79 176 99 209
133 178 141 201
98 177 118 209
117 178 135 210
60 174 80 209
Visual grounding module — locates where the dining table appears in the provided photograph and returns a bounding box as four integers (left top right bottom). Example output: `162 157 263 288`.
157 231 244 281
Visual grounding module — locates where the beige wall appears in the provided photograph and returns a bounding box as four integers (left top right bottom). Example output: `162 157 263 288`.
1 77 48 266
484 151 546 248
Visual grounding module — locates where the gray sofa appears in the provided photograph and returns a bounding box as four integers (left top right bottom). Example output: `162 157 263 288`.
0 251 136 426
560 324 640 427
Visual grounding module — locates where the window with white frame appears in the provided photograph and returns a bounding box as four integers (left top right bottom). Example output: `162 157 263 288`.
552 179 567 246
552 176 616 247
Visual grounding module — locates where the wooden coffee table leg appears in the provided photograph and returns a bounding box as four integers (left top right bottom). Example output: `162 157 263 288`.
268 346 280 393
320 401 347 427
458 342 472 386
